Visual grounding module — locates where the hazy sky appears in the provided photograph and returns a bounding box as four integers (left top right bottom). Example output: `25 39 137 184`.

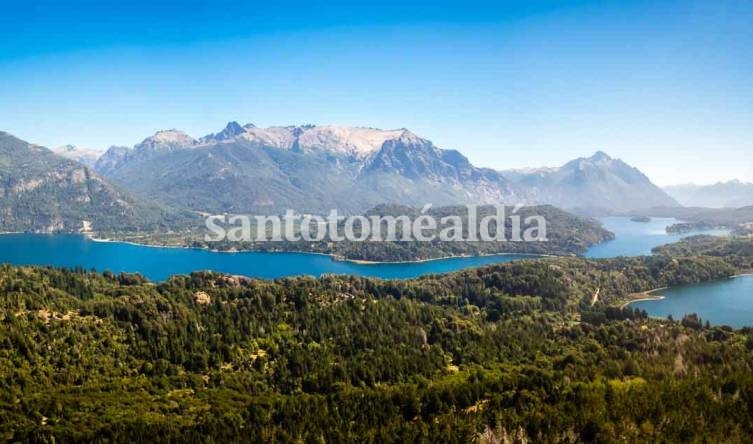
1 0 751 185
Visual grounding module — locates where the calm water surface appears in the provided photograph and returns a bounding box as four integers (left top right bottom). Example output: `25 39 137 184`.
1 217 747 324
587 217 744 325
632 276 753 328
0 233 535 281
0 216 734 291
585 217 729 258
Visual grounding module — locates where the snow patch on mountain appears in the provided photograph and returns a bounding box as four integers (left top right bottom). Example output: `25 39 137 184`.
240 125 410 157
197 122 414 158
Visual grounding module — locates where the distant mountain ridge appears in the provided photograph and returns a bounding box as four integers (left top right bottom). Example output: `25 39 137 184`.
202 123 410 158
664 181 753 208
54 121 677 215
94 123 525 214
95 123 427 172
502 151 679 214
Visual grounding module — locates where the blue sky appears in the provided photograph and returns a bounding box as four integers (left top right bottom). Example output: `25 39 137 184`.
1 0 751 185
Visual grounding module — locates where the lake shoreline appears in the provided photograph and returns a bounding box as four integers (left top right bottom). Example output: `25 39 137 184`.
625 275 753 328
731 272 753 278
0 232 546 281
342 252 552 265
619 273 753 311
84 233 549 265
619 288 668 310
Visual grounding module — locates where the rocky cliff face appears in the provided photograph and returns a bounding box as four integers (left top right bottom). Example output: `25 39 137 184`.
84 122 678 215
0 132 191 232
93 123 527 214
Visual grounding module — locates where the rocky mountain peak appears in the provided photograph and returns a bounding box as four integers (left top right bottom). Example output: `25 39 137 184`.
200 121 246 144
382 129 430 149
503 151 678 212
589 151 613 162
191 121 442 159
136 130 197 152
0 131 182 232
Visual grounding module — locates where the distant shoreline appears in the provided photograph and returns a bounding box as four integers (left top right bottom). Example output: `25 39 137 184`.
731 273 753 278
619 274 753 309
90 234 550 265
619 287 668 310
341 252 550 265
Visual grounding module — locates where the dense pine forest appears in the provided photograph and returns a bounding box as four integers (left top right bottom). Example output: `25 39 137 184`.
1 238 753 442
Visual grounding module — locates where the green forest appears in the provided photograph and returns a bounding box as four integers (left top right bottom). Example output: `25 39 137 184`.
107 204 615 262
1 238 753 442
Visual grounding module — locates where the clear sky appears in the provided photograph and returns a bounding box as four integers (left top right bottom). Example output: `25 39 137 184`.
1 0 751 185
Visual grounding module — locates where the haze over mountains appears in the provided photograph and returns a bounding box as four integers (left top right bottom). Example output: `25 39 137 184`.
53 144 102 168
0 121 688 234
664 181 753 208
502 152 679 214
93 123 525 214
90 121 677 215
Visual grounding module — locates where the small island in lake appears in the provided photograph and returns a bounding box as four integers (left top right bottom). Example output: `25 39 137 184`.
666 221 717 234
630 216 651 223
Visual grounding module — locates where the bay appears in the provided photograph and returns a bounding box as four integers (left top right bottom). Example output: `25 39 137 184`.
585 216 729 258
631 275 753 328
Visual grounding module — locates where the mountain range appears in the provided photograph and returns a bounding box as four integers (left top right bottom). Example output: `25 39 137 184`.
0 132 190 232
0 122 682 234
502 151 679 214
93 123 524 214
90 122 676 215
664 181 753 208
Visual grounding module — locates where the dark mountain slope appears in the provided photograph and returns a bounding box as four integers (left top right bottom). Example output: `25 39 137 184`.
0 132 193 232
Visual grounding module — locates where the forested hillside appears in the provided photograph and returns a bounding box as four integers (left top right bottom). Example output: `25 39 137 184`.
0 132 195 233
1 250 751 442
111 204 614 261
653 235 753 269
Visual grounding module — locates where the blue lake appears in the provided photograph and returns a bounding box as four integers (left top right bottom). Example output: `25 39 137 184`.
0 233 534 281
0 217 731 284
632 276 753 328
584 217 744 325
585 217 729 258
1 216 748 325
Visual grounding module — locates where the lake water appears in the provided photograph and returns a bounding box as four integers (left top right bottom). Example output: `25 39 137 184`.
631 276 753 328
585 217 730 258
0 233 534 281
1 217 747 325
585 217 744 325
0 217 731 283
